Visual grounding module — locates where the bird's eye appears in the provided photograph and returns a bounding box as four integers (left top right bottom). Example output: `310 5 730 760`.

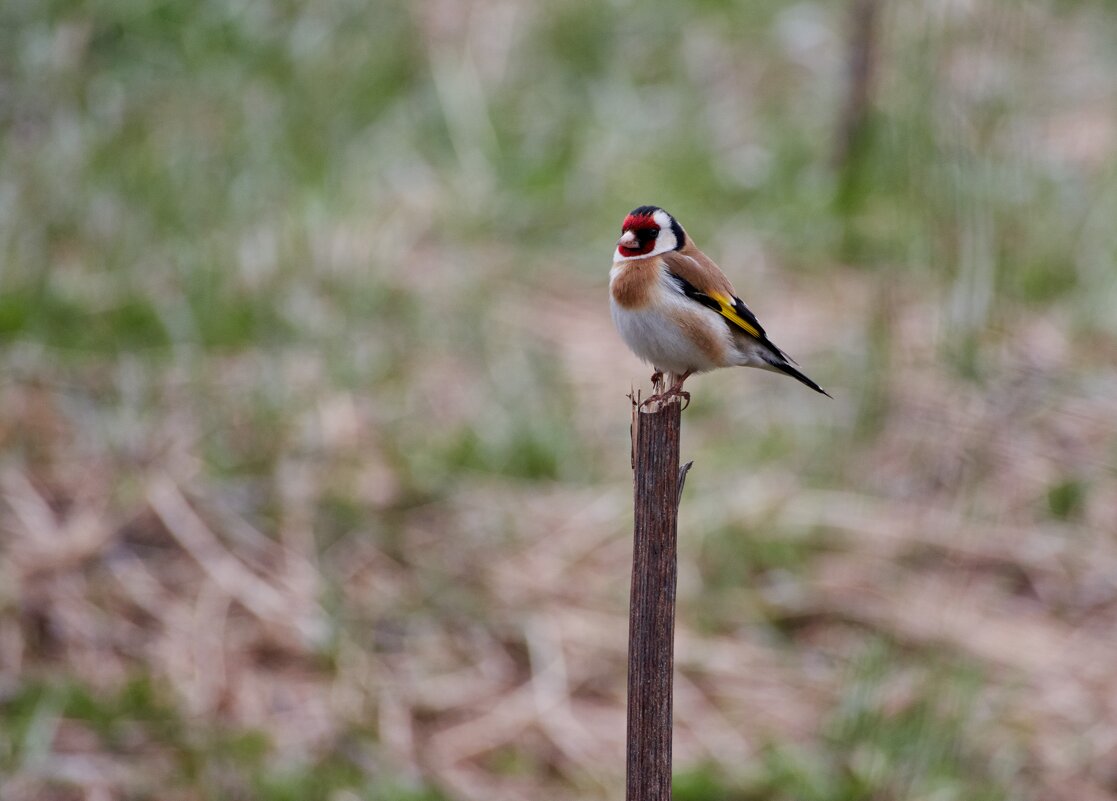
643 228 658 238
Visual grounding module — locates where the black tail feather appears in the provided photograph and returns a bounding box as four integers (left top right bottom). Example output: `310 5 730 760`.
765 357 832 398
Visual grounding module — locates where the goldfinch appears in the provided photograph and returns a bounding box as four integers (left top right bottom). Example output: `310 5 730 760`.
610 206 830 399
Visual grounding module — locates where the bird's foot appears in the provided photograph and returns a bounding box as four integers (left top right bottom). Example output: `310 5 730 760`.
640 386 691 411
661 386 691 411
639 370 692 410
661 370 694 409
639 369 667 408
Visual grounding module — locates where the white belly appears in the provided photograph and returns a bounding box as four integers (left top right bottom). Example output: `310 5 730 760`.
610 298 725 375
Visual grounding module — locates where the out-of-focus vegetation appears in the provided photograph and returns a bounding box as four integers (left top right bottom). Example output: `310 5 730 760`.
2 0 1117 799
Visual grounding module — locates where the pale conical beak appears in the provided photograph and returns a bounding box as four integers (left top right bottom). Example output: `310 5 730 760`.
617 230 639 248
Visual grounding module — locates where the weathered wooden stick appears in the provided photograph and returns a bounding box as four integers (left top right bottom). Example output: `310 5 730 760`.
626 386 691 801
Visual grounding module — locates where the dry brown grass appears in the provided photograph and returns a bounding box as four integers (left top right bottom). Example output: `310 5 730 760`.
4 265 1117 799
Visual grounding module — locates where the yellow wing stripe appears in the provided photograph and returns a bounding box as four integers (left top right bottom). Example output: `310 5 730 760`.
710 292 760 338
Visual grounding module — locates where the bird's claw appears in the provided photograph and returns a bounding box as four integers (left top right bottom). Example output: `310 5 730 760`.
662 386 691 410
639 387 690 411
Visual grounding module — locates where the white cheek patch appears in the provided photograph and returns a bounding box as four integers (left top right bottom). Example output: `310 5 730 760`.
648 229 677 256
652 209 674 231
647 209 679 255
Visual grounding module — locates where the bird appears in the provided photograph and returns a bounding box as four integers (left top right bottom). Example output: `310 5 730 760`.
609 205 830 403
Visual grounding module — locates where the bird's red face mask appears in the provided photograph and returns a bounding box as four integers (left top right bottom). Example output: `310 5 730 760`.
617 213 660 257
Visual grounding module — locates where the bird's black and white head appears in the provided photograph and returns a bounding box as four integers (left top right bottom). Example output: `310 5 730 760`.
613 206 686 263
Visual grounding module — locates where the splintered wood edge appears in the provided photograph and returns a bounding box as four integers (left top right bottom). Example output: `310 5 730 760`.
634 393 686 416
677 460 694 507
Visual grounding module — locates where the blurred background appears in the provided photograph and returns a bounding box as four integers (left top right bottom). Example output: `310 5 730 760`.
2 0 1117 799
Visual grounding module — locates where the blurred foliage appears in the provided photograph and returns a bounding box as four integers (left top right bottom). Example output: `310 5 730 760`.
2 0 1117 798
0 679 446 800
677 644 1005 801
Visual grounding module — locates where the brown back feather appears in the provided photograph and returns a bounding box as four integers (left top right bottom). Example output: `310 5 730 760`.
661 244 738 299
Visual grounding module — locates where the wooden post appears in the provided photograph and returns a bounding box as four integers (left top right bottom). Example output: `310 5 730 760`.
627 386 692 801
